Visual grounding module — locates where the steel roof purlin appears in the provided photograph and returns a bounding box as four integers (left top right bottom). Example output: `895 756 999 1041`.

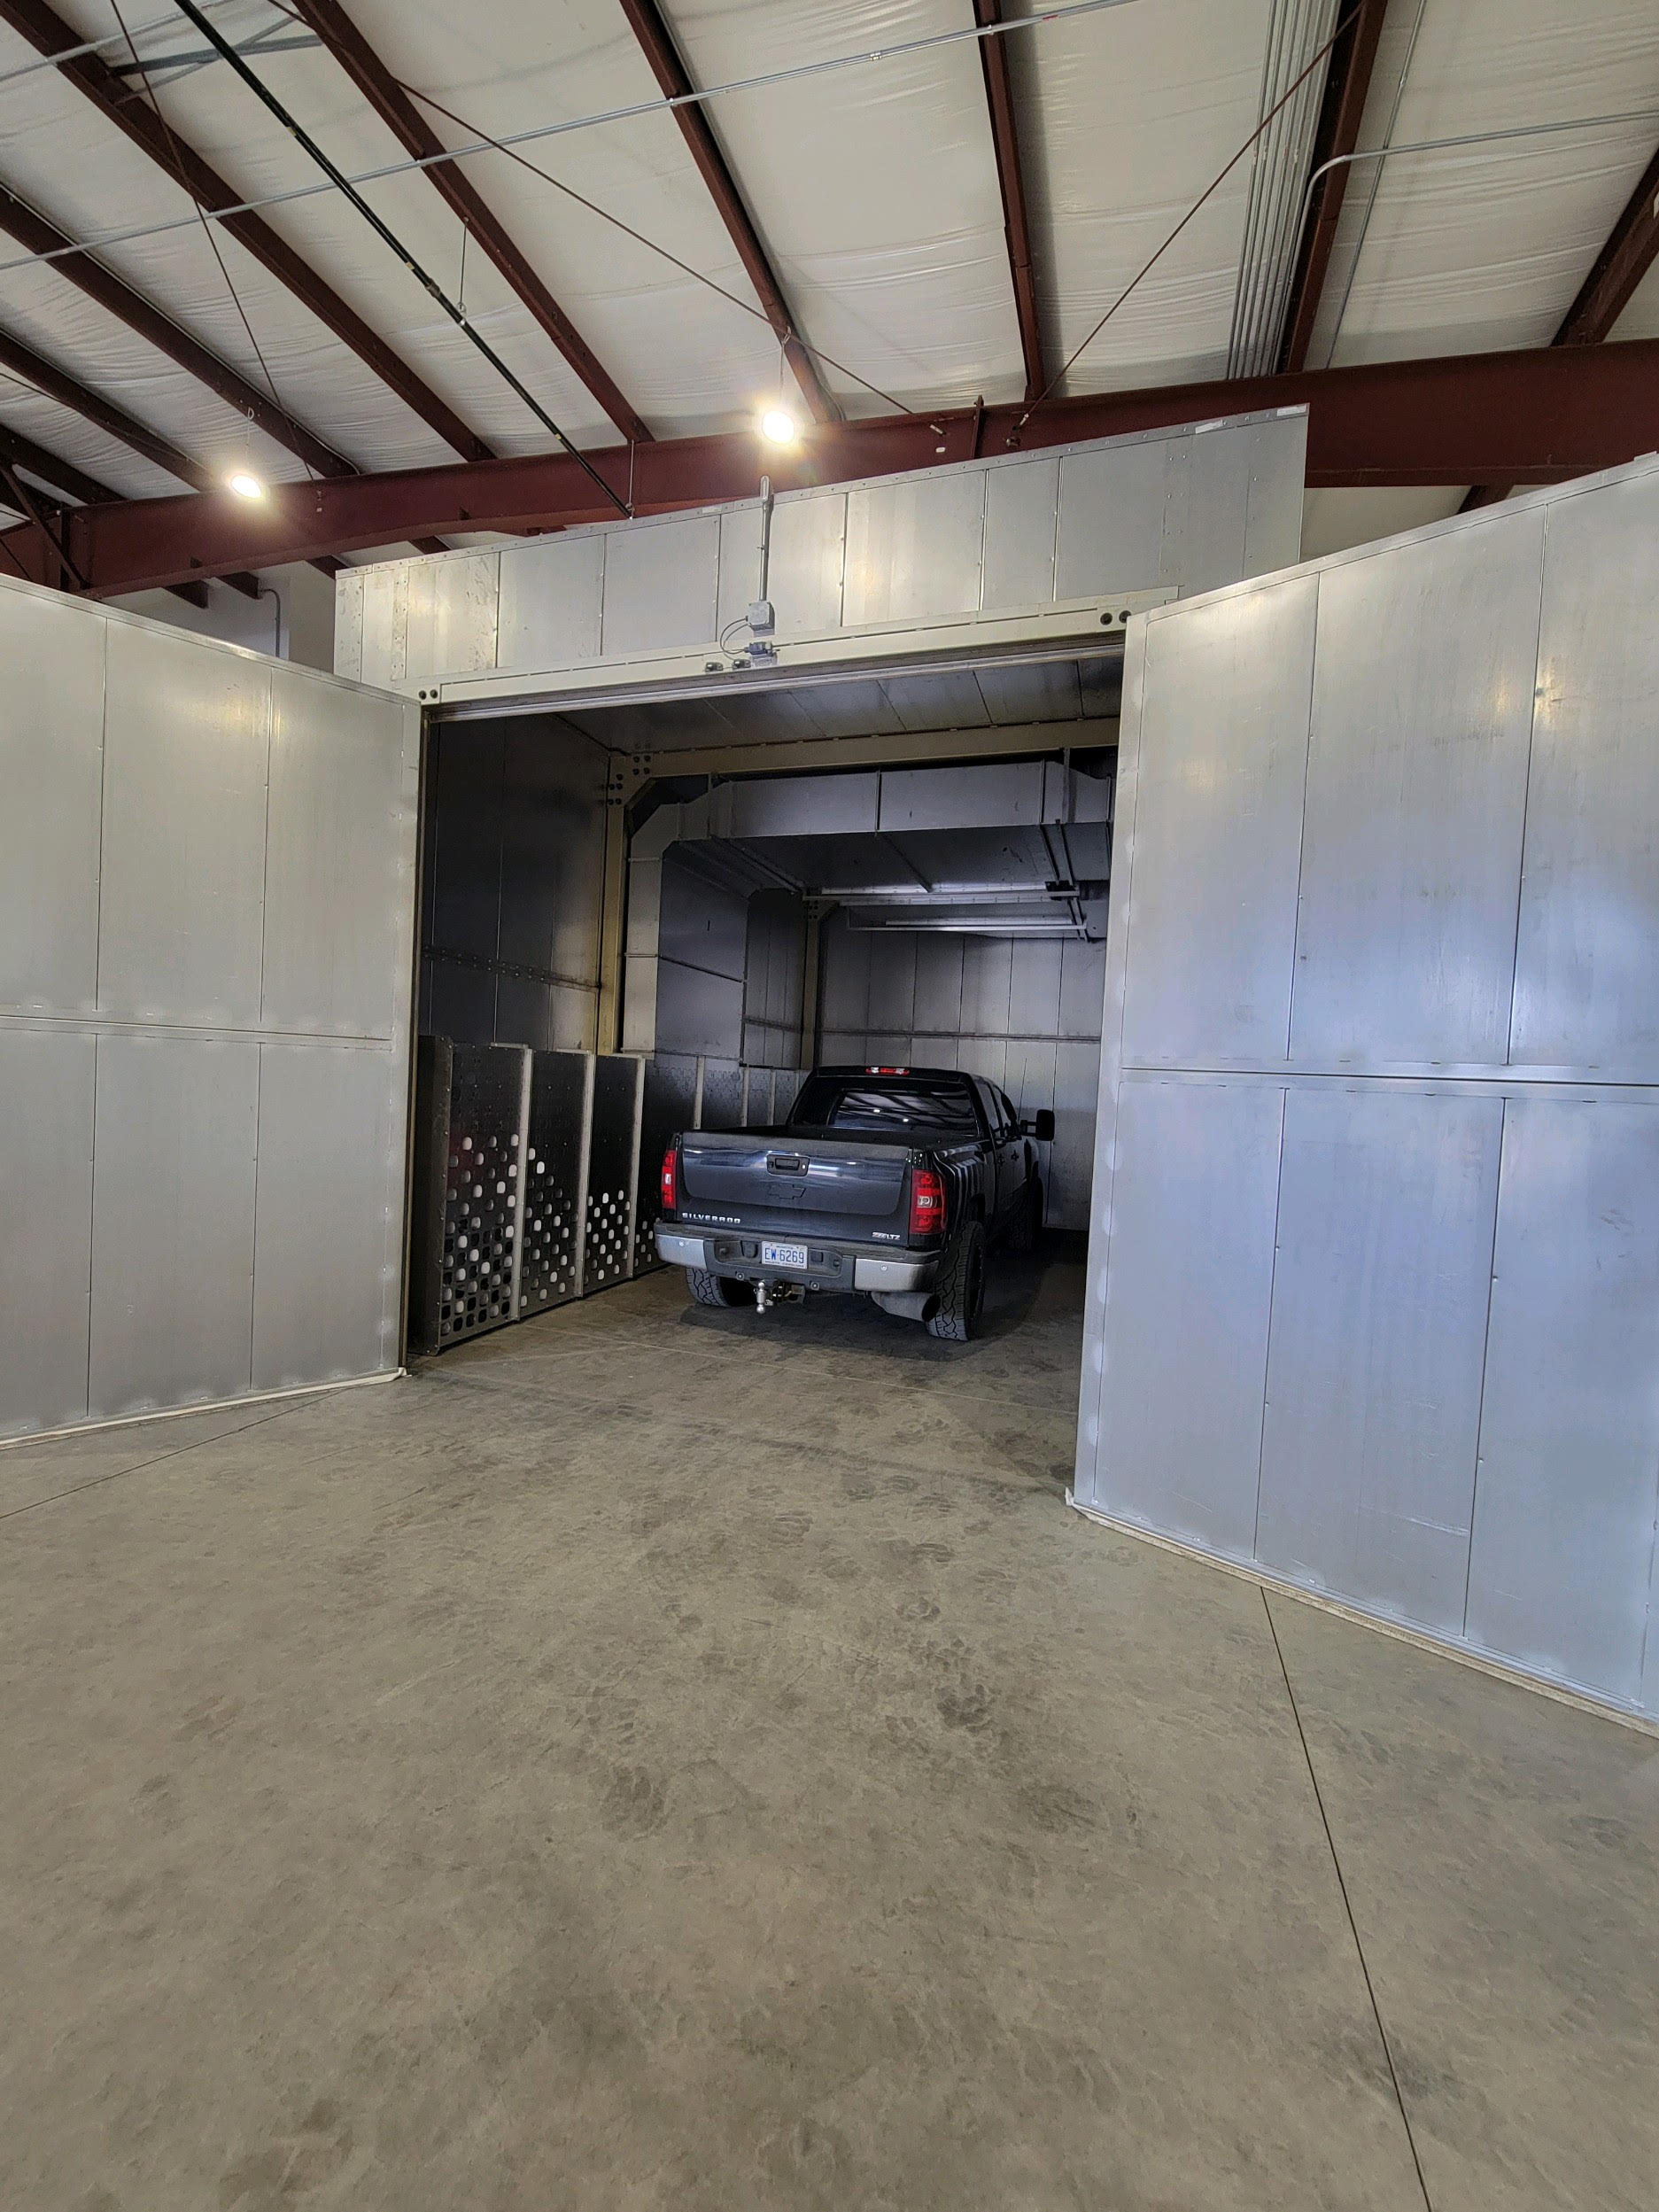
0 0 495 462
615 0 837 425
285 0 653 446
1277 0 1387 375
973 0 1044 406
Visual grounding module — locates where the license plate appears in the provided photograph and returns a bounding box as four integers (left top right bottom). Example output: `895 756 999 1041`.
762 1240 809 1269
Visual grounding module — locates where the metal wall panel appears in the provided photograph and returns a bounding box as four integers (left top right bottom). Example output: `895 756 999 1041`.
358 563 399 690
1120 575 1315 1069
498 535 604 669
1 578 419 1436
1078 457 1659 1718
771 492 849 634
1511 471 1659 1077
1243 417 1309 578
634 1053 699 1270
1055 438 1171 602
0 1029 95 1435
345 414 1308 702
434 553 500 677
1466 1094 1659 1704
88 1034 260 1417
844 471 986 626
982 455 1058 609
1291 514 1544 1067
1085 1076 1283 1554
262 669 414 1036
700 1059 743 1130
601 514 720 656
333 566 364 683
97 625 270 1027
1256 1087 1501 1634
0 589 105 1015
252 1043 402 1389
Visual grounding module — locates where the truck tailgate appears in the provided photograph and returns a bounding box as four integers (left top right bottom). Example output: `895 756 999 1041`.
679 1133 907 1220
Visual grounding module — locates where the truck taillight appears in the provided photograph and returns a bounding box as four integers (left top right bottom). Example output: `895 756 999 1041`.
909 1167 945 1238
660 1144 678 1212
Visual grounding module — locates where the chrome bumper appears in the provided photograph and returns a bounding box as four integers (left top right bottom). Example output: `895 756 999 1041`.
655 1230 709 1268
655 1226 937 1292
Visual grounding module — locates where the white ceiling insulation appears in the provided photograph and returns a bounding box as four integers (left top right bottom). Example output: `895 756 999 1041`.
1307 0 1659 368
0 0 1655 535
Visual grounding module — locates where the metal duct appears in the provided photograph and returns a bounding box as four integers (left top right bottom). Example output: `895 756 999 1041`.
1226 0 1340 379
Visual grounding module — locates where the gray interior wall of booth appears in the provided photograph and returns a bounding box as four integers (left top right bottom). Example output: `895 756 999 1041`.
0 575 420 1440
818 915 1104 1230
420 716 609 1051
1076 458 1659 1720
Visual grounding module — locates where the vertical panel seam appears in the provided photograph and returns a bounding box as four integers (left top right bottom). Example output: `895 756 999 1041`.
85 629 111 1411
1461 1093 1509 1639
1505 506 1550 1069
1251 1085 1291 1560
1282 571 1322 1061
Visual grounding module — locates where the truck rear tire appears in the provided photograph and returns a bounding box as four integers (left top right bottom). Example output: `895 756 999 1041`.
686 1269 754 1308
926 1221 986 1341
1010 1174 1042 1252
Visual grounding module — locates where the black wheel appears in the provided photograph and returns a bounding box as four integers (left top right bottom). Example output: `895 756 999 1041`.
1010 1174 1042 1252
686 1269 754 1308
926 1221 987 1341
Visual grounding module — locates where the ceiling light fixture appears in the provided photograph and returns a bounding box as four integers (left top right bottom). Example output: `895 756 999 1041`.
227 471 265 500
759 407 797 446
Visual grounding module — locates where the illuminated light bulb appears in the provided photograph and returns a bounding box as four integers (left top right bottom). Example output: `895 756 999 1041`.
758 407 797 446
228 472 265 500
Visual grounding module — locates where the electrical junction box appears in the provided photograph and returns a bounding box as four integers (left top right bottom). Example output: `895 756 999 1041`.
748 599 775 635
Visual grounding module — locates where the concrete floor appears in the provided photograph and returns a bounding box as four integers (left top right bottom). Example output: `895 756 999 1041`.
2 1245 1655 2211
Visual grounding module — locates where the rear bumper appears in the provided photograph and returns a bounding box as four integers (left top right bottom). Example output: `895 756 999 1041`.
655 1226 938 1292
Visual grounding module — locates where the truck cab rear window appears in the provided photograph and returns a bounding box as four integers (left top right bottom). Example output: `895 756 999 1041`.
792 1078 981 1135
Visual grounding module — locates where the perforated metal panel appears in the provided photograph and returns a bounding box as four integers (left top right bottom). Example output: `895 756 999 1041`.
520 1052 589 1314
437 1044 529 1346
582 1055 643 1291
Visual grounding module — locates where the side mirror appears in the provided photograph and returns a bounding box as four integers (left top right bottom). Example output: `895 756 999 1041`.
1028 1109 1056 1142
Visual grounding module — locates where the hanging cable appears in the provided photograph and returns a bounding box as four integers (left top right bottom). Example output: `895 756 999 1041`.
0 2 1151 287
167 0 630 515
111 0 321 482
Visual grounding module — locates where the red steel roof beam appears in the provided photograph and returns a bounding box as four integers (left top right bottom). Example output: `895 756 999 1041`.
1465 137 1659 508
0 322 215 488
285 0 652 447
615 0 836 424
0 0 493 462
973 1 1044 405
0 179 356 477
1277 0 1387 375
11 338 1659 596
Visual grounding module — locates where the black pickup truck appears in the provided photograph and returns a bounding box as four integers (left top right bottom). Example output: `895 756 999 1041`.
654 1066 1054 1340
